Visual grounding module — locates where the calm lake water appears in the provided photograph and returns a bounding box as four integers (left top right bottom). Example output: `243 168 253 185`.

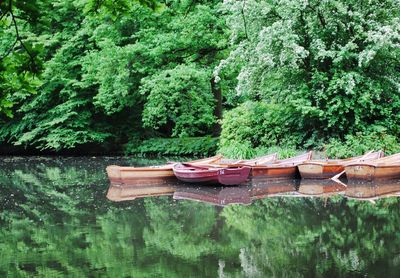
1 157 400 277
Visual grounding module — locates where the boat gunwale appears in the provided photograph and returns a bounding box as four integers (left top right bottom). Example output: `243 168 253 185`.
299 150 384 167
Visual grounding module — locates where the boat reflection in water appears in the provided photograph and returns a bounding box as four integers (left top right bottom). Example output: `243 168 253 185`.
106 183 177 201
345 180 400 201
249 178 298 199
173 186 252 206
106 178 400 205
298 179 347 197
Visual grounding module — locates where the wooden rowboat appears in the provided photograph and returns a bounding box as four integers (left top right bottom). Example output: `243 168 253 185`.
345 152 400 181
106 155 223 185
298 151 384 179
173 163 251 185
251 151 313 180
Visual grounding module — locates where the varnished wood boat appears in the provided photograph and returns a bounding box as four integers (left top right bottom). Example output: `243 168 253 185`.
106 155 223 185
173 186 252 206
173 163 251 185
251 151 313 180
345 152 400 181
298 151 384 179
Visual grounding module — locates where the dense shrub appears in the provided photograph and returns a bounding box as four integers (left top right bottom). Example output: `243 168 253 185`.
218 0 400 144
219 101 315 157
125 136 219 157
325 130 400 158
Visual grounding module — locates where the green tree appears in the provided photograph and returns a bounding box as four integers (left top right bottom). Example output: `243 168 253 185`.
218 0 400 149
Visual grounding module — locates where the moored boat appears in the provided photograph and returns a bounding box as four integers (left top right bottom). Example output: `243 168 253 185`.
298 151 384 179
251 151 313 180
106 155 223 185
172 163 251 185
345 152 400 181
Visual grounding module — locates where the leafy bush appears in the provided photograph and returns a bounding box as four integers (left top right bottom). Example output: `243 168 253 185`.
219 101 313 157
125 136 219 157
325 130 400 158
140 65 216 137
218 141 300 160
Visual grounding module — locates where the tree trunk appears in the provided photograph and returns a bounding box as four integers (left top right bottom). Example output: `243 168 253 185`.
211 77 222 136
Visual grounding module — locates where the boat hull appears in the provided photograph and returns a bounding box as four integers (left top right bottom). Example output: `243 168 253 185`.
173 164 251 185
298 164 344 179
218 167 251 185
251 165 299 180
345 164 400 181
174 168 219 184
106 165 176 185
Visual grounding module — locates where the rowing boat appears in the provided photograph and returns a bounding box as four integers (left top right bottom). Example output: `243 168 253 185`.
251 151 313 180
298 151 384 179
106 155 223 185
345 152 400 181
172 163 251 185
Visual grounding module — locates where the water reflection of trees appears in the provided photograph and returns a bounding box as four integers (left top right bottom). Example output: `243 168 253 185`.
1 159 400 276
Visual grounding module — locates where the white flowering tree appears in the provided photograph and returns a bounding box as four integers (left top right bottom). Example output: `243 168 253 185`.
217 0 400 143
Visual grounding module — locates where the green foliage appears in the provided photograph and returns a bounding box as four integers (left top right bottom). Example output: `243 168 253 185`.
218 101 311 158
141 65 216 137
2 0 400 155
0 0 44 117
0 0 227 152
125 136 219 156
325 129 400 158
218 0 400 148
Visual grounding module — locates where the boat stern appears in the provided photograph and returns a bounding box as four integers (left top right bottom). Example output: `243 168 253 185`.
345 165 376 181
106 165 122 184
298 164 324 179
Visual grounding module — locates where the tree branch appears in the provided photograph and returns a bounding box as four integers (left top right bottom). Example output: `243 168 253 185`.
2 0 38 70
241 0 249 40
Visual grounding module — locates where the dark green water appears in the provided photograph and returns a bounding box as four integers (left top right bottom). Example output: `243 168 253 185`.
1 157 400 277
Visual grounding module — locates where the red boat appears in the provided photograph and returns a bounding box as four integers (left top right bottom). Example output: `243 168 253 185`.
172 163 251 185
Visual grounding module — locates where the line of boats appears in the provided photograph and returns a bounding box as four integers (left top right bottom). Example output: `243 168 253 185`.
106 150 400 186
